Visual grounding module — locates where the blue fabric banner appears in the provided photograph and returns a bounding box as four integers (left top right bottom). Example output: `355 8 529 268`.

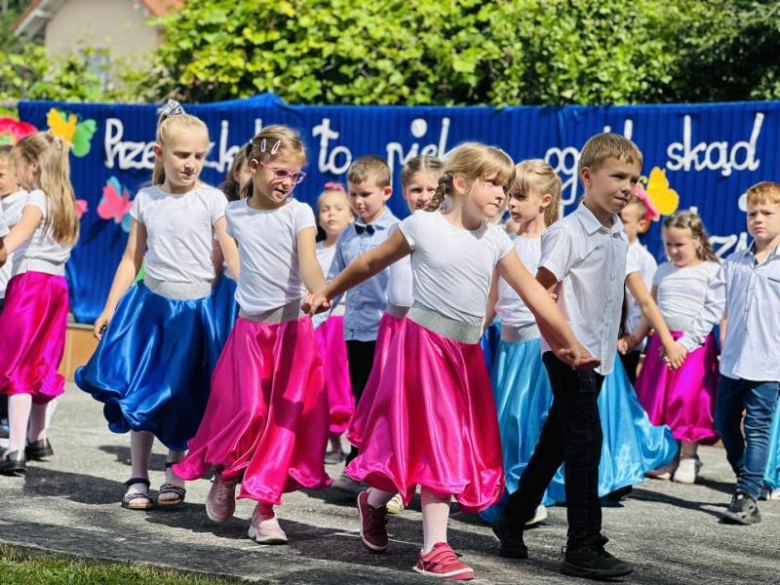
17 95 779 323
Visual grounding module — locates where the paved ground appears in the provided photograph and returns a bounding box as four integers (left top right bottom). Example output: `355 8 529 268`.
1 385 779 584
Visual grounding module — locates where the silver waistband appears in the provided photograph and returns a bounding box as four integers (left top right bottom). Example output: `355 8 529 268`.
386 303 410 319
13 257 66 277
407 301 482 344
143 274 211 300
501 323 541 343
665 315 694 332
239 300 304 324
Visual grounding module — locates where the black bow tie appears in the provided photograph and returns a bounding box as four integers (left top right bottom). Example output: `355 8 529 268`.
355 224 376 235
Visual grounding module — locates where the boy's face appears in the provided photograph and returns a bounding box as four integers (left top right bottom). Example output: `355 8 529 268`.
619 203 647 243
581 157 641 217
747 200 780 245
0 159 18 197
348 177 391 224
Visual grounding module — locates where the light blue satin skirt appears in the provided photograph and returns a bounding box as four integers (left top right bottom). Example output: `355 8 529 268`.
764 398 780 490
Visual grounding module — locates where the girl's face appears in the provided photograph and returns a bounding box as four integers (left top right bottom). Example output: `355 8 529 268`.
461 173 507 222
508 186 548 225
156 128 210 192
318 191 353 238
12 152 36 191
663 226 700 267
233 159 253 196
250 152 305 207
403 171 439 212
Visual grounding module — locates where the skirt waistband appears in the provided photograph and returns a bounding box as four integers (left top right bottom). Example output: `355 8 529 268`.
666 316 694 332
501 323 541 343
143 274 212 300
386 303 410 319
14 257 66 277
239 300 304 324
407 302 482 344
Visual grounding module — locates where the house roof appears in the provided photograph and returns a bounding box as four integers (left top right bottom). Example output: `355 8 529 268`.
14 0 184 36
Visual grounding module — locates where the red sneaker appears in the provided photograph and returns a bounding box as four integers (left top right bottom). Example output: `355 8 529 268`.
414 543 475 580
357 490 388 552
205 472 237 523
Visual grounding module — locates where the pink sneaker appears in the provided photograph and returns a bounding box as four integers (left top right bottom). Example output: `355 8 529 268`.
357 490 388 552
205 473 237 523
248 505 288 545
414 543 474 580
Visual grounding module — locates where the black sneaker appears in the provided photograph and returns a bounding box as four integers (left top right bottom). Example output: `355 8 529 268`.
492 514 528 559
721 492 761 525
25 438 54 461
0 450 27 477
561 544 634 580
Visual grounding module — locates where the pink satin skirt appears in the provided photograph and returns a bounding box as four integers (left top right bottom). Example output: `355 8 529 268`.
346 318 504 513
315 316 354 435
174 316 332 504
635 331 720 444
347 312 405 448
0 272 69 405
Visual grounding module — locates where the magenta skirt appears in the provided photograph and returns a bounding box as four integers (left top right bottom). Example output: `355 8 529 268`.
174 315 332 504
315 316 354 435
635 331 720 444
0 272 69 405
348 312 405 448
346 318 504 513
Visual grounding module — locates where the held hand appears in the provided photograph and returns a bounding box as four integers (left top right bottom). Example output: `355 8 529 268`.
662 342 688 370
93 309 114 340
301 291 330 316
0 245 6 267
617 336 630 355
556 344 602 371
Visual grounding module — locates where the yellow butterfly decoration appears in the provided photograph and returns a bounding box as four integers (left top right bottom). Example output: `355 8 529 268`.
47 108 78 143
46 108 97 157
640 167 679 216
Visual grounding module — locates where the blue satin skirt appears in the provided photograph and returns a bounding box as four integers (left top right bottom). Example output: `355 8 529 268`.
764 398 780 490
211 275 239 351
480 320 502 374
480 343 678 523
75 282 221 451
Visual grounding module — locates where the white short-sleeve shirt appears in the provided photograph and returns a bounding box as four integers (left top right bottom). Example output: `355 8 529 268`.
495 235 542 329
130 184 227 283
387 224 413 308
228 198 316 313
0 190 27 296
11 190 75 274
399 210 514 326
653 261 720 326
539 203 629 375
625 240 658 334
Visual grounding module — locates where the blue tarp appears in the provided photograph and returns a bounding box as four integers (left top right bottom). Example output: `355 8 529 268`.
17 95 779 323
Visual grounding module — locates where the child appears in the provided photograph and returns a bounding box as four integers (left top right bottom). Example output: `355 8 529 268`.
675 181 780 524
496 135 685 580
347 155 443 513
305 142 599 581
314 183 355 464
328 155 399 494
174 126 331 544
0 132 79 476
617 186 659 383
631 211 721 484
76 101 238 508
212 143 252 350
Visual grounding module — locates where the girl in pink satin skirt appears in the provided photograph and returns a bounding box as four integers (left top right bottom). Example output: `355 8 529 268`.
304 143 599 581
0 133 79 477
174 126 331 545
631 211 722 484
314 185 355 463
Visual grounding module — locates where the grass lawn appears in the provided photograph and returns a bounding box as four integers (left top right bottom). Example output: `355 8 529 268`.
0 544 246 584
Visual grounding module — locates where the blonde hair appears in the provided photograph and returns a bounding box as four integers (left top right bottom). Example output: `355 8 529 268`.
347 155 391 188
663 211 719 263
578 133 643 175
428 143 515 212
243 125 307 198
220 142 251 202
152 108 210 186
512 159 562 227
317 185 349 211
401 155 444 189
623 195 648 220
746 181 780 206
0 144 12 163
13 132 79 246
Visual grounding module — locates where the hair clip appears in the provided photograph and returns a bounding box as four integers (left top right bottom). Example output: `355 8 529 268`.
261 138 267 153
271 140 281 155
634 184 660 223
324 182 345 192
157 99 185 121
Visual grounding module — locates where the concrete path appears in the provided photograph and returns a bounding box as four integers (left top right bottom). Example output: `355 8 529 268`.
1 385 778 584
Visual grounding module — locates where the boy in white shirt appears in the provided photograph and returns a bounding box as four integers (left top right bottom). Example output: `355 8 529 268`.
676 181 780 525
